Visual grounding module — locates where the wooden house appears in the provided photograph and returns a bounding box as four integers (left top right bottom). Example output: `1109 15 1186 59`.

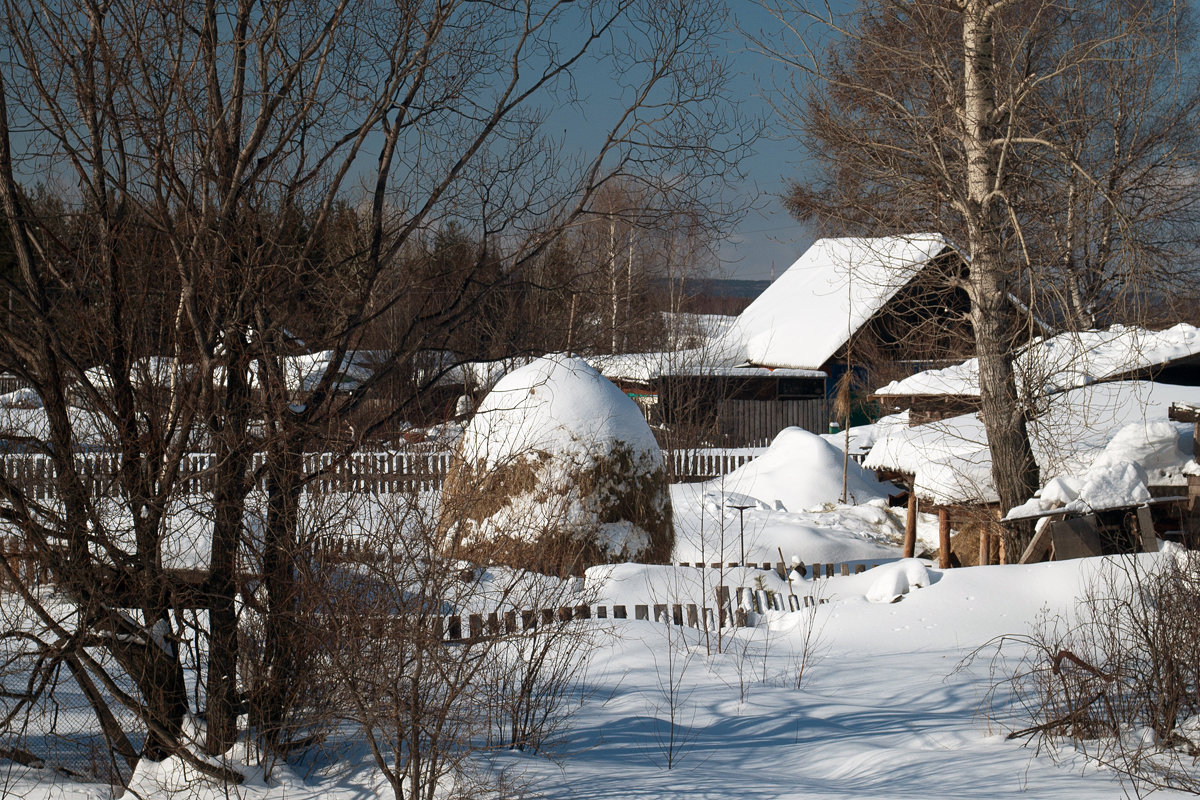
602 234 978 446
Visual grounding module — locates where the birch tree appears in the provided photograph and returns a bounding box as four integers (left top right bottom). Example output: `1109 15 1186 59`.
756 0 1199 545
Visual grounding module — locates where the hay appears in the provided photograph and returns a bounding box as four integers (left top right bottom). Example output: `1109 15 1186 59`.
440 439 673 575
949 519 1003 567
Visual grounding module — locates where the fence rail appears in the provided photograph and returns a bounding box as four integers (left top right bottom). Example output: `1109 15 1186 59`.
0 446 772 498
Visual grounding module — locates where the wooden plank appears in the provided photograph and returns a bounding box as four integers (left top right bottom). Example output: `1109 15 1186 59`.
904 491 917 558
1049 516 1103 560
1137 505 1159 553
938 507 951 569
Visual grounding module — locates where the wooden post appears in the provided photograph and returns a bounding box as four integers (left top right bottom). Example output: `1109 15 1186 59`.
754 590 770 613
840 564 850 577
978 526 991 567
686 604 698 627
653 603 668 623
904 490 917 559
614 605 627 619
635 604 649 621
469 614 483 639
824 563 834 578
715 585 728 627
938 507 951 569
854 564 866 574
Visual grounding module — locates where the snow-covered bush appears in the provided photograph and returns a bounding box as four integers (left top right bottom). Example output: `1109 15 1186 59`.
440 355 672 572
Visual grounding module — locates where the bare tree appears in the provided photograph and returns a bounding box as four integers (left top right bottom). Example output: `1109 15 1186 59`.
0 0 753 780
754 0 1200 548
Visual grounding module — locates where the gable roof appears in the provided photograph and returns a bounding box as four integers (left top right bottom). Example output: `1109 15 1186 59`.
716 234 948 370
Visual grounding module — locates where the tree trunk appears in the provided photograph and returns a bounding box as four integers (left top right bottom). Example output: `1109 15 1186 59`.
254 432 304 752
206 332 252 756
962 1 1040 549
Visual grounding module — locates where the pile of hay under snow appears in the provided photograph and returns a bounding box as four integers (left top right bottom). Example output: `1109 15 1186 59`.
440 355 672 573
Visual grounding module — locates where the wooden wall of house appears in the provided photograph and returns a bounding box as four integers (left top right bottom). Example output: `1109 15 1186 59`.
649 395 830 448
714 398 830 445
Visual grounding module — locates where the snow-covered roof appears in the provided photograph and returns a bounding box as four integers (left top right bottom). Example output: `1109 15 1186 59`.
864 380 1200 507
714 234 948 370
275 350 379 394
875 324 1200 398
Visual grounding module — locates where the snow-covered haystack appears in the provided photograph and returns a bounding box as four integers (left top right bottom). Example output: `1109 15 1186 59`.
716 427 896 510
440 355 672 572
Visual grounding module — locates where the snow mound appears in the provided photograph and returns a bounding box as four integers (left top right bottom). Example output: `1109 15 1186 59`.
1009 421 1187 518
714 427 895 510
442 355 671 569
458 354 660 469
864 559 932 604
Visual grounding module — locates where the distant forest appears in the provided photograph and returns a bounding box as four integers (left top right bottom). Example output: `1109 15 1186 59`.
653 278 772 315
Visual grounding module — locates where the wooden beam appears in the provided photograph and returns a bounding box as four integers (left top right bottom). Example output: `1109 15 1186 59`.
938 507 951 569
1018 524 1053 564
904 491 917 558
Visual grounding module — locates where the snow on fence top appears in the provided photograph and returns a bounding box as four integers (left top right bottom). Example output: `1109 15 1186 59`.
715 234 947 370
875 323 1200 398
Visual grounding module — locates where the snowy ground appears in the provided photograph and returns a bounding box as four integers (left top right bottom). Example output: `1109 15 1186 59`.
0 422 1183 799
4 555 1187 799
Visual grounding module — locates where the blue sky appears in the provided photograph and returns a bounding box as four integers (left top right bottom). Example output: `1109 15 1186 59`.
549 2 832 281
715 3 822 281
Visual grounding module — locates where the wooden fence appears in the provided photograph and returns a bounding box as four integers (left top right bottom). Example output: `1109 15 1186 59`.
668 559 890 579
432 577 844 643
355 558 888 642
0 447 771 498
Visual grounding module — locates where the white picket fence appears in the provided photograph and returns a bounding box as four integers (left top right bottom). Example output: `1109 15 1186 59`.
0 447 764 498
